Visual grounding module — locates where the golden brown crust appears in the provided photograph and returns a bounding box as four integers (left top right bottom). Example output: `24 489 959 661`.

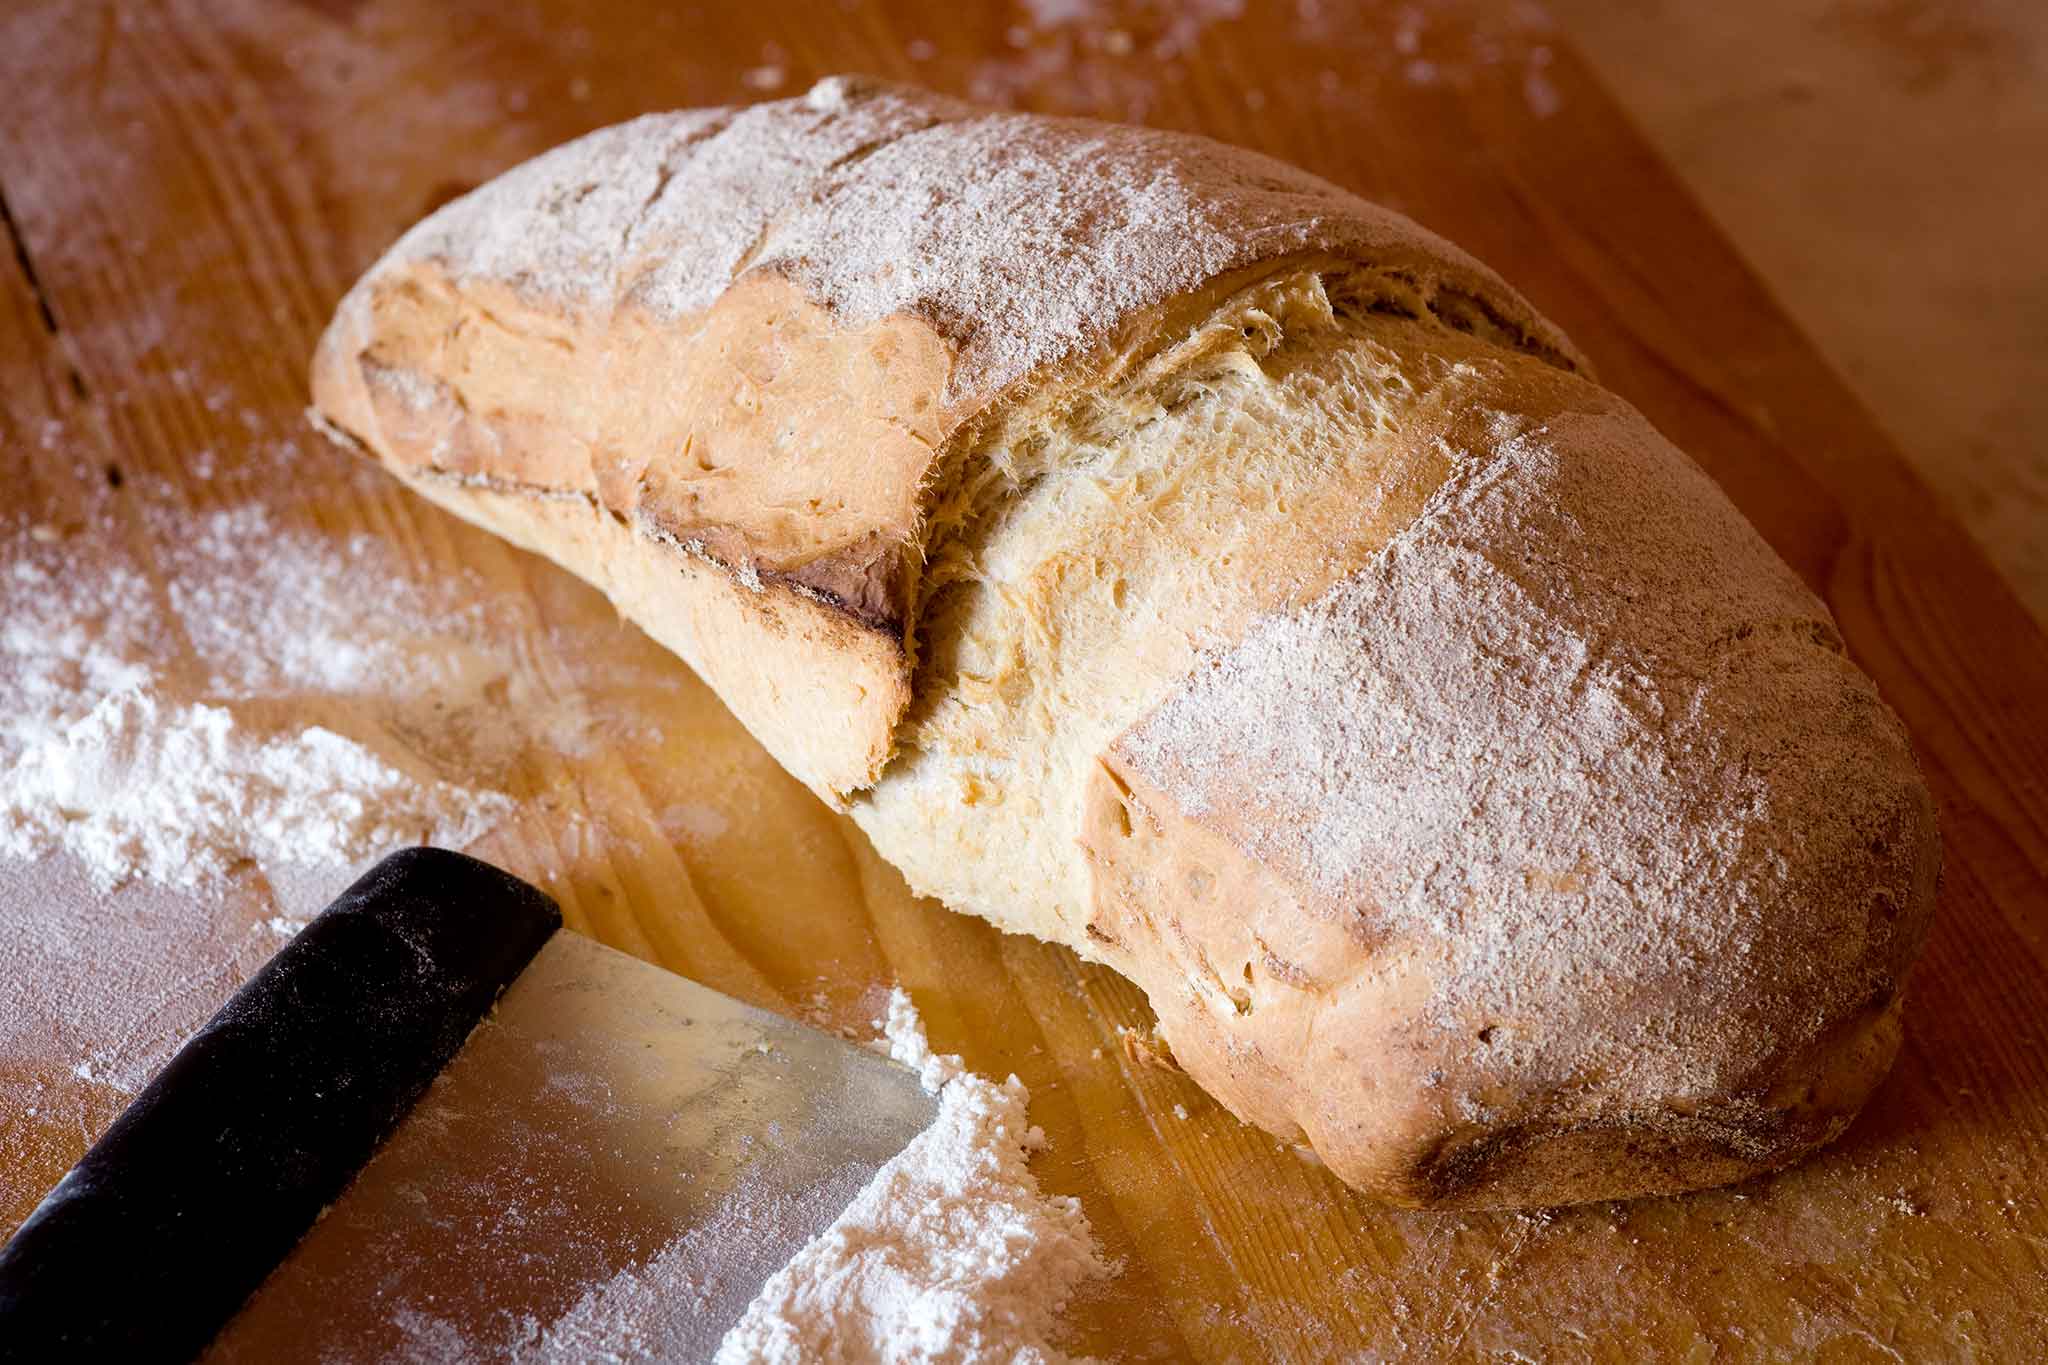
310 266 946 799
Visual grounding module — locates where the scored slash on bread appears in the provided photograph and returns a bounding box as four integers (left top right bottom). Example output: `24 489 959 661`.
311 77 1939 1209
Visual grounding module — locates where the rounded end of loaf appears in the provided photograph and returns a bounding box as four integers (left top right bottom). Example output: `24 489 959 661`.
1090 729 1936 1210
1089 390 1941 1209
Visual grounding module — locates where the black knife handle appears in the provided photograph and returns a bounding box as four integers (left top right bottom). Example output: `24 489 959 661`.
0 847 561 1363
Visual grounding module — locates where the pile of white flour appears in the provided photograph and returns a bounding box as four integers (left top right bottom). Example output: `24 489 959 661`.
0 506 522 891
717 988 1112 1362
519 989 1113 1364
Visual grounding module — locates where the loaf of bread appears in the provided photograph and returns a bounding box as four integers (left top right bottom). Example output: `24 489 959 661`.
310 78 1939 1209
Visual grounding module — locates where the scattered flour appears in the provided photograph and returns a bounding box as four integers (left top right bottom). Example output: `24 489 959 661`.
1 683 503 891
0 506 558 892
0 496 567 1239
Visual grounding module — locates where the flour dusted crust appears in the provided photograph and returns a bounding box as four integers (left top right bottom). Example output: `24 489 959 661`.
1098 394 1936 1206
312 79 1939 1209
311 76 1576 803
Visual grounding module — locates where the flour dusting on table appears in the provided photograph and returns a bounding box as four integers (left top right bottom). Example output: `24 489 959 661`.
0 497 576 1131
0 507 530 891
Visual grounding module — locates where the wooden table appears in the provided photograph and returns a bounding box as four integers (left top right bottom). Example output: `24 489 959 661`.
1556 0 2048 634
4 1 2044 1357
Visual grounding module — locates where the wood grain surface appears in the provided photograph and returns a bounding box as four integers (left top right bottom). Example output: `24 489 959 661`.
3 1 2045 1359
1555 0 2048 632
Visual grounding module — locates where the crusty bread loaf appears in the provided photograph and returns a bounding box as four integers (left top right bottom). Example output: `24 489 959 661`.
311 78 1939 1209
